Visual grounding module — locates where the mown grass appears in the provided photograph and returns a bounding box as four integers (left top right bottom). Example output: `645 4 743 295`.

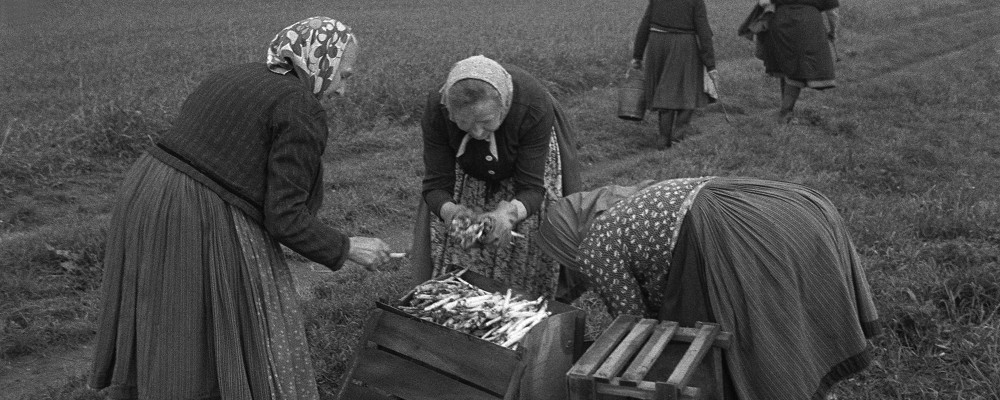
3 0 1000 398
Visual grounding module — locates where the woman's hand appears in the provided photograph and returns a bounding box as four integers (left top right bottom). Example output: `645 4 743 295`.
479 200 524 247
347 236 392 271
440 202 475 224
630 58 643 70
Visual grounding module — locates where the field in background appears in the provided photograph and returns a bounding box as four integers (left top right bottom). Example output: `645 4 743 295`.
3 0 1000 398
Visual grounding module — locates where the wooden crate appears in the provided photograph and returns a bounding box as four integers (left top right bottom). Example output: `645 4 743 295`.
567 316 732 400
337 269 586 400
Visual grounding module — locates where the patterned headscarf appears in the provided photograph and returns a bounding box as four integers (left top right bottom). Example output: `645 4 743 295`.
440 55 514 160
538 181 657 271
267 17 355 96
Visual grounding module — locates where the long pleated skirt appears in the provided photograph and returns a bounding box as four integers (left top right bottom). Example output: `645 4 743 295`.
88 154 319 400
643 31 710 110
662 177 880 399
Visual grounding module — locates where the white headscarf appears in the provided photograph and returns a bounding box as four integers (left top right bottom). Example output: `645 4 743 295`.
439 55 514 160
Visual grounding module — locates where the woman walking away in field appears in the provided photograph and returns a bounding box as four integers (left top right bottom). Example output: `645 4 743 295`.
88 17 392 400
632 0 720 150
755 0 840 122
537 177 881 399
410 55 585 302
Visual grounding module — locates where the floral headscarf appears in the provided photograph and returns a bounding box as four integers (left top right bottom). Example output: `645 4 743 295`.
538 181 657 271
440 55 514 160
266 16 354 96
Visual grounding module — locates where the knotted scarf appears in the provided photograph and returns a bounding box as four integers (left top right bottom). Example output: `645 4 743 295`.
266 16 354 97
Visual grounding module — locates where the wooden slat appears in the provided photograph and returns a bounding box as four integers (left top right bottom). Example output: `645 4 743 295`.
665 323 720 391
669 327 732 349
352 346 501 400
338 380 396 400
597 380 701 399
655 381 680 400
620 320 679 384
368 308 518 395
567 315 639 377
593 318 659 382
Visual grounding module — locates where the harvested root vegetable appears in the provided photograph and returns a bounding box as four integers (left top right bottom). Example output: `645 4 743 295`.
449 215 495 248
397 270 550 349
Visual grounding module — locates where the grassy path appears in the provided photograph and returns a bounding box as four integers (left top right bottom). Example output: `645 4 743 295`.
4 1 1000 397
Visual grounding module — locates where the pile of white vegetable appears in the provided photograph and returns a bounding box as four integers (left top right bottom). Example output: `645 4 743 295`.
397 271 551 349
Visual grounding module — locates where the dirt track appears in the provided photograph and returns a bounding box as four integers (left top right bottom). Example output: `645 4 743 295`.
3 2 999 398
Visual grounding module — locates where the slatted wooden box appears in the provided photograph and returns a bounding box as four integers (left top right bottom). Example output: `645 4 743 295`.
567 316 732 400
337 269 586 400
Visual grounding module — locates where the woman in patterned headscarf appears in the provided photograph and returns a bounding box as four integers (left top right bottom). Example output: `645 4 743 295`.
88 17 392 399
410 55 585 302
538 177 881 400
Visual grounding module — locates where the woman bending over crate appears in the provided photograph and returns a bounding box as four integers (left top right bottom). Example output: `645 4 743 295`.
88 17 392 400
537 177 881 400
410 55 585 302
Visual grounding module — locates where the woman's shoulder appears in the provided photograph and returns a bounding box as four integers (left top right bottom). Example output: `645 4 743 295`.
776 0 836 9
422 89 449 121
504 64 552 113
196 63 306 96
505 64 545 93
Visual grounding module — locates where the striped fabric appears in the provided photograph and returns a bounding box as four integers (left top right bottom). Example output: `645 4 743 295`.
683 178 879 399
579 177 879 399
89 155 319 400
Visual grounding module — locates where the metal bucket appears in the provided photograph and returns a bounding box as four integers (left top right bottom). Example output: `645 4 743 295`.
617 69 646 121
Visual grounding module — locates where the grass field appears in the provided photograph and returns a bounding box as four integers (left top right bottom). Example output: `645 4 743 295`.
2 0 1000 398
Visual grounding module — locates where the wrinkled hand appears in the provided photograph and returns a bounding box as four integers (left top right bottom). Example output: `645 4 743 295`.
478 200 520 247
348 236 392 271
443 202 483 249
630 58 643 70
440 202 476 225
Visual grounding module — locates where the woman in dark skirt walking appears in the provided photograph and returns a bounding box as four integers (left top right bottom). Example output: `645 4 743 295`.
631 0 720 149
538 177 881 399
88 17 392 399
757 0 840 122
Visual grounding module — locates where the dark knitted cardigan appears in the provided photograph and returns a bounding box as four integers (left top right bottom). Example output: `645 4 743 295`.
149 62 350 270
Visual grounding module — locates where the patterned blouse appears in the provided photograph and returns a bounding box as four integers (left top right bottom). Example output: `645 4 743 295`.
579 177 715 317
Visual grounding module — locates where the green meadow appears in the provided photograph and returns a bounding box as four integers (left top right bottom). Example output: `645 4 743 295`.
2 0 999 398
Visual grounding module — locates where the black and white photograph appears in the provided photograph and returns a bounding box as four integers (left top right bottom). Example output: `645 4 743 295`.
1 0 998 398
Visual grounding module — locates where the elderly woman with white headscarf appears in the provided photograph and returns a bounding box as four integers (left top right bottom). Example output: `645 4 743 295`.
410 55 584 301
88 17 392 399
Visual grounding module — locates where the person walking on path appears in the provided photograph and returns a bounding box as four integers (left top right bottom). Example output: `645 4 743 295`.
631 0 720 149
753 0 840 122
